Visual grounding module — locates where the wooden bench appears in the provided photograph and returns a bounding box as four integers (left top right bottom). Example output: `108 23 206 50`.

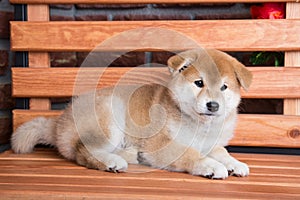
1 0 300 199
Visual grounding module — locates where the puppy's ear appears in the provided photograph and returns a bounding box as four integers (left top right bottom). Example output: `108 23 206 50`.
167 54 192 76
233 60 253 91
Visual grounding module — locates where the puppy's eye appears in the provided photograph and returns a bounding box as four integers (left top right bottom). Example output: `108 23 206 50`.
194 80 204 88
220 84 228 91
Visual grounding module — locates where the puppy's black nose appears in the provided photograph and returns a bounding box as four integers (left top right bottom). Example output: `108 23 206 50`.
206 101 219 112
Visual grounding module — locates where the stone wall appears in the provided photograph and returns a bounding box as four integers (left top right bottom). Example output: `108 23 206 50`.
0 0 14 144
49 3 252 67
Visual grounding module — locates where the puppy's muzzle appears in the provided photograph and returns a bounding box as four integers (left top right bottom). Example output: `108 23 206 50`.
206 101 219 112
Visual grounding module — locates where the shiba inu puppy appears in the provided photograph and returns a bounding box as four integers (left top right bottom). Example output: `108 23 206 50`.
11 49 252 179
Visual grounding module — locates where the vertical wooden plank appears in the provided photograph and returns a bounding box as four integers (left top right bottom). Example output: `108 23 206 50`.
27 5 51 110
284 3 300 115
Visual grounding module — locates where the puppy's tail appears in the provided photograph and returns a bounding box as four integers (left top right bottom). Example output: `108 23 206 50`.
11 117 57 154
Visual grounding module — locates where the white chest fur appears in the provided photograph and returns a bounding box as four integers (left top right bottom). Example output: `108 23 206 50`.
168 115 232 157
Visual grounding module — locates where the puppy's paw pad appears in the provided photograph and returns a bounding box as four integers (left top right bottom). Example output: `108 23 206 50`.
226 161 249 177
204 173 214 179
105 155 128 173
228 169 234 176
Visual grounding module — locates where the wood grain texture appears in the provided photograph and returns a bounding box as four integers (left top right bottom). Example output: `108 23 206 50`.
10 0 298 4
12 110 300 148
27 5 51 110
10 20 300 52
11 67 300 98
1 149 300 199
27 4 49 21
234 114 300 147
13 110 61 130
284 3 300 116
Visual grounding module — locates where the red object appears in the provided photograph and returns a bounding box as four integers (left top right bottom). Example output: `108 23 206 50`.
251 3 285 19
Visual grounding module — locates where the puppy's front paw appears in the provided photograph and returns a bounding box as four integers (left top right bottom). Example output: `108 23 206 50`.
191 157 228 179
226 160 249 177
105 154 128 173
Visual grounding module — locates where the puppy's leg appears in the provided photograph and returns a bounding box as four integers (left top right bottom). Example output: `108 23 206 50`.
75 141 128 172
115 146 139 164
139 142 228 179
208 146 249 177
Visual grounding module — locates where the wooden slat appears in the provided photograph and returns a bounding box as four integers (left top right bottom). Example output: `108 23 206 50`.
1 149 300 199
234 114 300 148
247 67 300 99
10 20 300 52
11 67 300 99
9 0 298 4
284 3 300 116
12 110 300 148
13 110 62 130
27 4 51 111
11 67 170 98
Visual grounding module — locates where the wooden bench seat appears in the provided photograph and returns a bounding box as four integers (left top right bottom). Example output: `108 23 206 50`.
1 0 300 199
1 148 300 199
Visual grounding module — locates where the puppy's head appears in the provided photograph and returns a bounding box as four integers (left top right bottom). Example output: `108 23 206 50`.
167 49 252 119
